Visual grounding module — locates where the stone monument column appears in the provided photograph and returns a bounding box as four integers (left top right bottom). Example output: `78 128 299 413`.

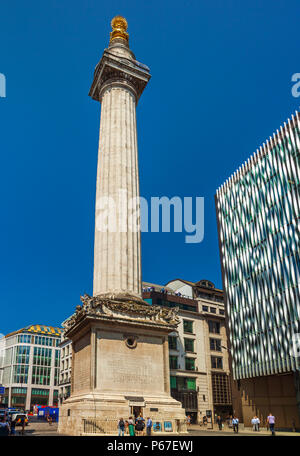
90 16 150 302
58 17 186 436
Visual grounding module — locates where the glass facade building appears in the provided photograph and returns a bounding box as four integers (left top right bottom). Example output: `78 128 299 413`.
216 113 300 381
215 112 300 429
0 324 63 411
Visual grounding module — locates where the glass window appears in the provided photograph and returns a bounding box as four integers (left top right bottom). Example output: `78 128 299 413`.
202 306 208 312
170 376 177 389
183 320 194 334
12 365 28 383
210 307 216 314
184 338 195 353
169 356 178 370
168 336 177 350
211 356 223 369
15 345 30 364
208 320 220 334
185 358 196 371
210 338 222 351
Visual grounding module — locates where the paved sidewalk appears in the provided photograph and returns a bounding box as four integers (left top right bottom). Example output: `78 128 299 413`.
188 423 300 436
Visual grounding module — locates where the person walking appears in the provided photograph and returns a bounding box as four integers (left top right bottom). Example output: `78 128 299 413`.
118 417 125 436
19 415 26 436
146 417 152 436
267 413 276 436
232 416 239 433
216 415 223 431
10 415 16 436
186 415 191 426
0 417 9 436
128 416 135 436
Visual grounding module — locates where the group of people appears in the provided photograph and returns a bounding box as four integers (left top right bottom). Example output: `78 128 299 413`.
117 414 153 436
0 414 25 436
215 413 276 435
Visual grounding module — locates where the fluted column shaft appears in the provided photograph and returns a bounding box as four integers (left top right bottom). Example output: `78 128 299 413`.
93 85 142 299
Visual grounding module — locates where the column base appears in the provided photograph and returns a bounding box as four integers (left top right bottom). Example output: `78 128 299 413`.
58 392 187 435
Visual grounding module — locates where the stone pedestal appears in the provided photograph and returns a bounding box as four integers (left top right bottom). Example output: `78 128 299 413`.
58 296 187 435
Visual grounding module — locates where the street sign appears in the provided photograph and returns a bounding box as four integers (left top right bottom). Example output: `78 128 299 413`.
0 387 5 395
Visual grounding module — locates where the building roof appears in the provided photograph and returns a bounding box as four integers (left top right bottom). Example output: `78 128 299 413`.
5 324 63 338
166 278 223 293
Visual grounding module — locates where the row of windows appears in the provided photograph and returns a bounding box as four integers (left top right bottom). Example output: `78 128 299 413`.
17 334 60 347
202 306 225 315
169 355 223 371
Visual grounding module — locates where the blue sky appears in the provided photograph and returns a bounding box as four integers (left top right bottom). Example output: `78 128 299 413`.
1 0 300 333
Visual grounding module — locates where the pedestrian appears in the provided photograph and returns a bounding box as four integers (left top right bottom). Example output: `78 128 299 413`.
47 415 53 426
267 413 275 436
19 415 26 436
186 415 191 426
252 416 260 431
128 416 135 436
124 419 129 435
10 415 16 436
146 417 152 436
135 413 145 436
232 416 239 433
0 417 9 436
118 417 125 436
216 415 223 431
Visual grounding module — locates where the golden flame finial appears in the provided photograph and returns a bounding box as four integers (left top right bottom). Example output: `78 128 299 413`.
110 16 129 43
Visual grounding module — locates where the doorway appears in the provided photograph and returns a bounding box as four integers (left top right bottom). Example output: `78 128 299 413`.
131 406 142 419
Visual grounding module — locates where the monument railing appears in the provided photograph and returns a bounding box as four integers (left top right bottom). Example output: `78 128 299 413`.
82 418 187 434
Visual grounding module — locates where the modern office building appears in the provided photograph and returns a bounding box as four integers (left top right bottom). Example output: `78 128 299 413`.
143 279 232 423
0 324 63 410
215 112 300 429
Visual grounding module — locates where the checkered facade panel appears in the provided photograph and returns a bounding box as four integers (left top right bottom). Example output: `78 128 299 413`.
216 112 300 380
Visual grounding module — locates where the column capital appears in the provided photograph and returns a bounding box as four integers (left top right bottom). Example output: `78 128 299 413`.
89 49 151 103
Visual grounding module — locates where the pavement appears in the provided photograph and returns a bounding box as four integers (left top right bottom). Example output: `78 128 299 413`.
187 423 300 436
8 420 300 437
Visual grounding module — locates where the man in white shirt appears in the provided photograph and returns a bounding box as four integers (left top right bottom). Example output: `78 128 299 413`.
232 416 239 433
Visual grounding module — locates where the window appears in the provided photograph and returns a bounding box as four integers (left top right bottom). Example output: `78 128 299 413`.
12 365 28 383
33 347 52 366
219 309 225 315
202 306 208 312
170 376 177 389
168 336 177 350
176 377 196 391
183 320 194 334
208 320 220 334
185 358 196 371
210 338 221 351
212 373 232 405
17 334 31 344
211 356 223 369
184 338 195 353
210 307 216 314
169 355 178 370
32 366 51 385
15 346 30 364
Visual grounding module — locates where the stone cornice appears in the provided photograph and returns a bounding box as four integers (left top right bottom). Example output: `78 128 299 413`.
89 50 151 103
62 294 180 337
